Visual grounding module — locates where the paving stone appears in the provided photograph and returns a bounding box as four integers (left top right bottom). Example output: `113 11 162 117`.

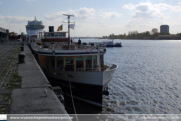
0 89 10 95
0 100 9 105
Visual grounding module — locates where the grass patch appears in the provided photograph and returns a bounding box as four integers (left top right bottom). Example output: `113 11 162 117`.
0 45 21 114
0 45 21 81
12 73 18 77
9 77 15 90
9 73 21 90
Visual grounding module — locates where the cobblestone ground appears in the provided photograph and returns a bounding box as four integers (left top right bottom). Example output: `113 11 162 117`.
0 41 22 114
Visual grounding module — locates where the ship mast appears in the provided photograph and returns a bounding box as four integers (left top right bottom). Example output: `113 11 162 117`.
63 14 74 46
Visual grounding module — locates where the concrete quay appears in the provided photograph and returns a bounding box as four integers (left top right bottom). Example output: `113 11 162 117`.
10 44 68 114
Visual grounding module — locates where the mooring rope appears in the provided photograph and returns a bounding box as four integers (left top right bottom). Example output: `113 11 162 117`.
68 78 79 121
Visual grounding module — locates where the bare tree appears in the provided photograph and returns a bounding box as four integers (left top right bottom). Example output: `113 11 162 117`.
151 28 158 34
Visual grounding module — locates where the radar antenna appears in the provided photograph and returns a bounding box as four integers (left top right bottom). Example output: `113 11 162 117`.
63 14 74 18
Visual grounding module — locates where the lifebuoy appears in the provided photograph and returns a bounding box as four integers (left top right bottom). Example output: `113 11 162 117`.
77 68 83 71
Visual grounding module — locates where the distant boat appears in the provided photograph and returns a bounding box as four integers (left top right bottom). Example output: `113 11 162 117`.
89 40 122 47
103 40 122 47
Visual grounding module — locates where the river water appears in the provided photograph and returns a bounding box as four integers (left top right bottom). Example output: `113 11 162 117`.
66 39 181 114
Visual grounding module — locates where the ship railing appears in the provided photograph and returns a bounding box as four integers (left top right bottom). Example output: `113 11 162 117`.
35 43 106 51
103 61 117 71
75 42 106 48
38 45 102 50
104 61 112 67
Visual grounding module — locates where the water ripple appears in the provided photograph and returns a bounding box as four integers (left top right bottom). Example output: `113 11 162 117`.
103 40 181 114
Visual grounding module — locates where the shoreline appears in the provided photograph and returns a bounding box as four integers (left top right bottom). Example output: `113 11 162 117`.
98 38 181 40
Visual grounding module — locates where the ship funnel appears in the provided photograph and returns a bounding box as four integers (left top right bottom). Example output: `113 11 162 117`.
49 26 54 32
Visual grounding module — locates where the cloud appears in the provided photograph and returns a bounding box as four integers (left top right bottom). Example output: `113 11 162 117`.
99 12 122 19
123 3 135 10
123 2 173 19
122 3 176 28
172 6 181 12
135 3 151 12
0 15 4 19
78 7 95 19
26 0 37 1
97 21 107 26
5 16 32 23
0 15 32 23
153 4 172 10
0 15 34 34
45 8 122 22
45 12 63 21
45 7 95 21
123 2 181 13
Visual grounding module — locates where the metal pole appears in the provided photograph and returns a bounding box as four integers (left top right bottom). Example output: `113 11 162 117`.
68 16 70 46
98 46 101 71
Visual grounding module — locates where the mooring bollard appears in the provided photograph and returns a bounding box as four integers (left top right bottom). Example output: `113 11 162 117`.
18 53 25 63
21 46 24 51
52 86 65 105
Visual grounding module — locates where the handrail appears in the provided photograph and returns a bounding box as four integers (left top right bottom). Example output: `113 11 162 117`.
32 42 106 51
48 63 116 72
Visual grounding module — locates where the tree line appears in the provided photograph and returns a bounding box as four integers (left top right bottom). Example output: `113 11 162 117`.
102 30 181 40
9 32 21 40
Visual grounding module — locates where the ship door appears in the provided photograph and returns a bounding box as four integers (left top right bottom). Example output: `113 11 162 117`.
50 56 55 70
76 57 83 71
57 57 63 70
86 56 92 71
65 57 74 71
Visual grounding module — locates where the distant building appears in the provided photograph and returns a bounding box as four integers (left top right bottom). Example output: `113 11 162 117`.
0 27 9 42
160 25 169 34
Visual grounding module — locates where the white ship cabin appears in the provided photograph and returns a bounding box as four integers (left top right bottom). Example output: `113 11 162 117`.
44 32 66 38
34 42 112 72
38 54 114 72
32 31 116 72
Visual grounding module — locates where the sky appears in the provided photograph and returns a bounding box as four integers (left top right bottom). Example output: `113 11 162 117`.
0 0 181 37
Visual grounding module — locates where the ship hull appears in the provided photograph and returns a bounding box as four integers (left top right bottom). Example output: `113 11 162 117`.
48 77 103 106
28 43 117 107
106 45 122 47
42 68 115 107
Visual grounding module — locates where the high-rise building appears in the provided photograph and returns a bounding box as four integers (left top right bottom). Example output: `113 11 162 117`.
160 25 169 34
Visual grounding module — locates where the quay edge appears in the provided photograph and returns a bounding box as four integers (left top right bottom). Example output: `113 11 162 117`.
10 44 69 115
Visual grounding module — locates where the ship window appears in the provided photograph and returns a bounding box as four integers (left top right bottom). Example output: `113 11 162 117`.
65 57 74 71
76 57 83 71
93 56 97 69
46 34 50 37
57 57 63 70
86 56 92 70
50 56 55 69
